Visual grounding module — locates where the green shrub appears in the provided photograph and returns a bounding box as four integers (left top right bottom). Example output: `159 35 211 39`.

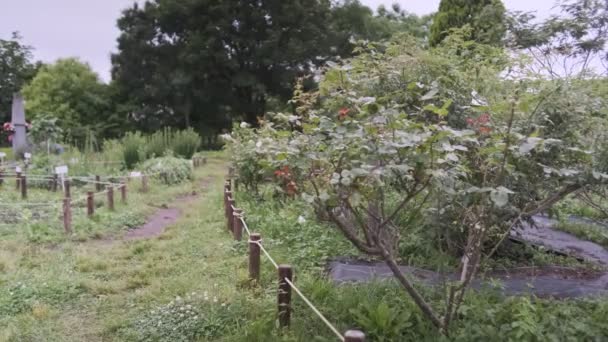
171 128 201 158
141 156 193 185
122 132 145 169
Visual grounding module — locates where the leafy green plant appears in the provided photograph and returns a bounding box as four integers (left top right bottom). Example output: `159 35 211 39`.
141 156 193 185
350 301 413 341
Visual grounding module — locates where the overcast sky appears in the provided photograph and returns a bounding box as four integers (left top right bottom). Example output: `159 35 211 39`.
0 0 557 82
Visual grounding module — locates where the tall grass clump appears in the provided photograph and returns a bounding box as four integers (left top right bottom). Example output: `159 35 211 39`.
122 132 145 169
171 128 201 158
101 139 125 165
145 127 173 159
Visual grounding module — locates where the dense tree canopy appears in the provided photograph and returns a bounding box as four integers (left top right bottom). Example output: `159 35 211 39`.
0 32 39 125
22 58 118 144
112 0 336 132
429 0 506 47
111 0 433 133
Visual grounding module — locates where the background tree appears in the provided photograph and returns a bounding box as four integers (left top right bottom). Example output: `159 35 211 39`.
329 1 433 56
112 0 334 132
0 32 40 126
429 0 506 47
508 0 608 76
22 58 116 145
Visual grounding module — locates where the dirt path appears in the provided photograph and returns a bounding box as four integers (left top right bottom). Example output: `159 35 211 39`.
121 178 211 240
124 207 181 240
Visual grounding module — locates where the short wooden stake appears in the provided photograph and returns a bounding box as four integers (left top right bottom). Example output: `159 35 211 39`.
0 171 4 186
345 330 366 342
120 183 127 203
63 198 72 234
107 186 114 210
142 175 149 193
227 197 235 232
87 191 95 217
52 174 58 192
233 208 243 241
95 175 101 191
20 176 27 199
64 179 71 198
224 190 232 219
16 171 21 190
225 180 231 192
249 233 261 283
278 264 293 328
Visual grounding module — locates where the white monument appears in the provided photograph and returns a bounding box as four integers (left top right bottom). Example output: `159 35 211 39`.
11 93 28 156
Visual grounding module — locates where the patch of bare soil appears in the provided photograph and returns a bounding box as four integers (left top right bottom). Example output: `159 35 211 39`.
124 207 181 240
121 176 215 240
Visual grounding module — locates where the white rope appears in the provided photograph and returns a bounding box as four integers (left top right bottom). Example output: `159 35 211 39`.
70 188 110 204
254 240 280 270
284 277 345 341
69 176 122 186
81 160 123 164
0 202 58 207
240 216 251 236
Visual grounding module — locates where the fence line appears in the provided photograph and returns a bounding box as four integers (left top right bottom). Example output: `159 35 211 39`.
224 177 364 342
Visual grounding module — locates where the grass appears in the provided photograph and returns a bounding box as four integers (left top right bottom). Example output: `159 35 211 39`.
0 153 248 341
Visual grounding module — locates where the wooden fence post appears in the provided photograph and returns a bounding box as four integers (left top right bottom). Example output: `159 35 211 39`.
142 175 148 193
120 183 127 203
0 171 4 186
95 175 101 191
87 191 95 217
344 330 366 342
64 179 71 198
227 197 235 232
107 186 114 210
63 198 72 234
278 264 293 328
249 233 261 283
16 171 21 190
233 208 243 241
52 174 58 192
224 190 232 219
225 179 231 192
20 176 27 199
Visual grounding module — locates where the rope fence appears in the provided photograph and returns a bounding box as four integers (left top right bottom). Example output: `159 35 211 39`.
223 176 365 342
0 167 185 230
0 155 209 230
